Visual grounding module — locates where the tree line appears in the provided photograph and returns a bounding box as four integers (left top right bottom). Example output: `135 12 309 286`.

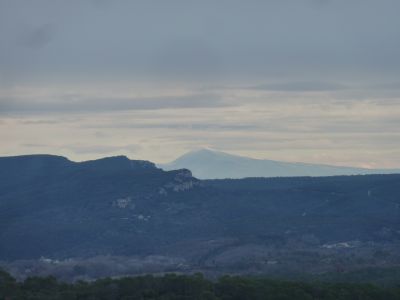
1 269 400 300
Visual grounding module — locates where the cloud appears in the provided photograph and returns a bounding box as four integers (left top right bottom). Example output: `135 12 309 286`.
80 121 258 131
309 0 332 7
1 1 400 84
1 1 400 169
64 144 141 155
247 81 349 92
17 23 55 49
21 119 65 125
22 142 141 155
0 93 229 115
148 38 224 81
3 93 400 168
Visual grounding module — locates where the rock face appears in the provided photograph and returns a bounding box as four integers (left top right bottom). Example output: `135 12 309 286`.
163 169 199 192
1 154 400 278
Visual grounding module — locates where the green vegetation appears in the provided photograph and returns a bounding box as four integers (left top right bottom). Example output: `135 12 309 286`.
1 269 400 300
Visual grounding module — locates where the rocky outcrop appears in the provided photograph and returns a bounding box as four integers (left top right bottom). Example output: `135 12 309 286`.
162 169 200 193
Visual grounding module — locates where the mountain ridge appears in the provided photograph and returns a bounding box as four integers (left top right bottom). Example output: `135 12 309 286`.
159 148 400 179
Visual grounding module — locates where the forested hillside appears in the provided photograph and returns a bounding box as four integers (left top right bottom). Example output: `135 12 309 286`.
1 155 400 280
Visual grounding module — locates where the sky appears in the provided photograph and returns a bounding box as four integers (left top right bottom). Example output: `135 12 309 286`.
1 0 400 168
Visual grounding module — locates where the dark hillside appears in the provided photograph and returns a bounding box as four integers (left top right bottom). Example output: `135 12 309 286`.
0 155 399 279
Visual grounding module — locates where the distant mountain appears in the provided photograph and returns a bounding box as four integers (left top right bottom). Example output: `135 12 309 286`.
159 149 400 179
1 154 400 280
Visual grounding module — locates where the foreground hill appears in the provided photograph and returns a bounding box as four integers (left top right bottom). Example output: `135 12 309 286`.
159 149 400 179
1 154 400 280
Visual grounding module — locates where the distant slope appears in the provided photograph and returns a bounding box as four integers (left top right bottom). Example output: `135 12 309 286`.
158 149 400 179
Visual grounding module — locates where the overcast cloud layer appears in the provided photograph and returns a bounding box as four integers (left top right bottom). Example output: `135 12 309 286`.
1 0 400 167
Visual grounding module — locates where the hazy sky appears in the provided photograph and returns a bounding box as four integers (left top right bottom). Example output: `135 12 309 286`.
1 0 400 167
